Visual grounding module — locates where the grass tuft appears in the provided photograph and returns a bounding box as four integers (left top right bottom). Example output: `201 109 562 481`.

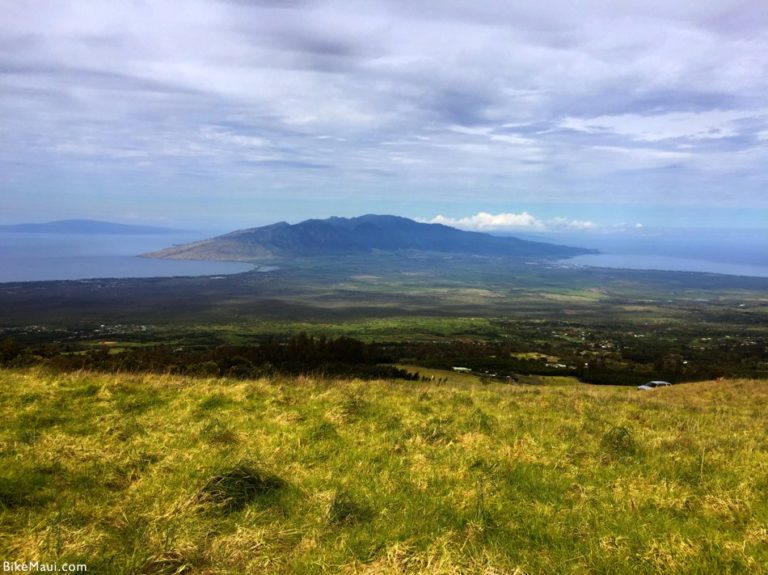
199 418 239 445
601 425 638 458
305 420 338 441
326 490 372 525
138 550 194 575
339 392 368 422
195 463 285 511
197 393 235 411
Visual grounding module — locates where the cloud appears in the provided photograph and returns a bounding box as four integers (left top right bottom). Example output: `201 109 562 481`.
560 110 766 142
1 0 768 225
421 212 596 232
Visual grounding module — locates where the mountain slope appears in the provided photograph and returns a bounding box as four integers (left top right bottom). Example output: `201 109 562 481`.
145 214 595 261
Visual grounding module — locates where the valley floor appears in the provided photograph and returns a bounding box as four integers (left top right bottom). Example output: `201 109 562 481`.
1 369 766 574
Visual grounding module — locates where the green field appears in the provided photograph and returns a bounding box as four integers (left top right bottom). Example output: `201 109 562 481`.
2 368 766 573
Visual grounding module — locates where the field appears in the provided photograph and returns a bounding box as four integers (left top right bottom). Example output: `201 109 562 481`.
2 254 767 384
1 254 767 572
2 368 767 573
2 254 768 336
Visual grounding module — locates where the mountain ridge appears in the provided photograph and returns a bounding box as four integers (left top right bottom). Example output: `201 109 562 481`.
145 214 596 262
0 219 180 235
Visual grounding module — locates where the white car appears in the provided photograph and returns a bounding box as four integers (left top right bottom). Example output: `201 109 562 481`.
637 380 672 390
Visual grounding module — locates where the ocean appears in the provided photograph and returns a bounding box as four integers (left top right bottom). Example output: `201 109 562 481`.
1 228 767 282
563 253 768 278
0 232 252 283
524 228 768 279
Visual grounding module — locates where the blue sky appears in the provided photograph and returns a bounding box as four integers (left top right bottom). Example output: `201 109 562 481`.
1 0 767 233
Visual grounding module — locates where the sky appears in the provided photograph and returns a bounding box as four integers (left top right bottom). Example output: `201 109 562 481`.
1 0 767 233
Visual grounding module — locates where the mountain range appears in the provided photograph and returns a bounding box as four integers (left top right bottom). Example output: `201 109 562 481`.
0 219 179 235
145 214 595 261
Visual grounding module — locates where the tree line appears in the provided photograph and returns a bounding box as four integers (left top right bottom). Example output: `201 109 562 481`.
1 329 766 385
0 335 420 381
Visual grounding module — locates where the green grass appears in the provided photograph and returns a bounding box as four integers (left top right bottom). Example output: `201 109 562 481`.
1 368 767 573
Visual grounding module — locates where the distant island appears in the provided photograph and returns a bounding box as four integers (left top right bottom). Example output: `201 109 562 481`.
145 214 596 261
0 219 180 235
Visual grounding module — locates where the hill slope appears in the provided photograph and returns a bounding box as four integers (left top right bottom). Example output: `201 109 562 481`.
1 368 765 573
145 214 595 261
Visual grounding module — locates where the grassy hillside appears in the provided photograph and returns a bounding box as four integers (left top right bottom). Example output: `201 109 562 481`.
1 369 766 573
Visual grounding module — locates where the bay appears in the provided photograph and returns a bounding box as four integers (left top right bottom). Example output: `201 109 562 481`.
563 253 768 278
0 232 252 283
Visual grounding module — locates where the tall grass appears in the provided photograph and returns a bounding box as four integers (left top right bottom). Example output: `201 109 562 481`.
0 368 766 573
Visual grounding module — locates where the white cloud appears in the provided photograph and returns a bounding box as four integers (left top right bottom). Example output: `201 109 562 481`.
421 212 596 232
547 216 597 231
2 0 768 220
202 129 270 149
560 110 765 142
